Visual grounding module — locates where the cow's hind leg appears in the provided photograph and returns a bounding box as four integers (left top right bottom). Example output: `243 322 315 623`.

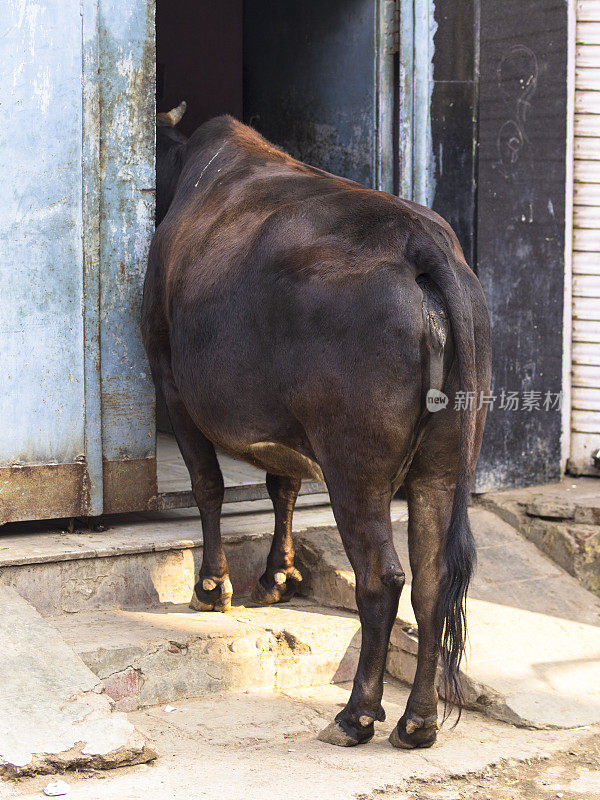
154 364 232 612
317 476 404 746
388 392 477 749
388 476 453 749
252 473 302 605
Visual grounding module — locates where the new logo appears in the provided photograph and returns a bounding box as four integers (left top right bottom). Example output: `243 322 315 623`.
426 389 448 412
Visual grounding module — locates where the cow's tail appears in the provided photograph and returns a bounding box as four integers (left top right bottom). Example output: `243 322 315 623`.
408 232 478 722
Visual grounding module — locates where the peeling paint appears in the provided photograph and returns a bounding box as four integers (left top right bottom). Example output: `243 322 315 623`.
399 0 436 204
0 0 86 469
0 0 157 521
413 0 437 206
98 0 155 473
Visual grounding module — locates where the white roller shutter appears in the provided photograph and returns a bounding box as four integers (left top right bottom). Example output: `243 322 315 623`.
570 0 600 474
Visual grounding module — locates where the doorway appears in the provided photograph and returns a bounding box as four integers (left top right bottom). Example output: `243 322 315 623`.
154 0 395 506
156 0 395 186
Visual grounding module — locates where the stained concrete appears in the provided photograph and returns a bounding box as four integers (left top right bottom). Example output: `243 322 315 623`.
295 507 600 729
0 494 334 568
49 600 362 710
0 496 408 615
5 681 598 800
0 585 155 777
34 502 600 731
2 485 599 792
479 478 600 595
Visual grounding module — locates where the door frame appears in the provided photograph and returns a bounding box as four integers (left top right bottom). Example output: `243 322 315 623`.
398 0 434 205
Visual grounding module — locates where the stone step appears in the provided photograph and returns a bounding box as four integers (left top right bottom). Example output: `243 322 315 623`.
5 488 600 736
0 585 155 778
0 496 408 616
49 599 363 711
478 478 600 596
294 506 600 731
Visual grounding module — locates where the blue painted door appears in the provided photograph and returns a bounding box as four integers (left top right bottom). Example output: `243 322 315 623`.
0 0 431 523
0 0 156 523
97 0 157 514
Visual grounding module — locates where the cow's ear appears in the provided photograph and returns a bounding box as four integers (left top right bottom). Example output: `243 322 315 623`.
157 100 187 127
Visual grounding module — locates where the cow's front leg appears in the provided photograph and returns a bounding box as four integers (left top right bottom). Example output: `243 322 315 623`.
318 480 404 746
155 369 231 612
185 445 230 612
252 473 302 604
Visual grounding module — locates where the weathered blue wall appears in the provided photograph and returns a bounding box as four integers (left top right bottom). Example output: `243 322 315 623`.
0 0 86 468
98 0 156 474
0 0 156 521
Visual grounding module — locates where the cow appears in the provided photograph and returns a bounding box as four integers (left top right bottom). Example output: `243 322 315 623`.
142 101 491 750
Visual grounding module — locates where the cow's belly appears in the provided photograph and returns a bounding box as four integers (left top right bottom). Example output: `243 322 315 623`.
171 340 321 480
244 442 324 481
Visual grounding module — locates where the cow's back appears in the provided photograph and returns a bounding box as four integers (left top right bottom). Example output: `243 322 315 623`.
145 117 459 462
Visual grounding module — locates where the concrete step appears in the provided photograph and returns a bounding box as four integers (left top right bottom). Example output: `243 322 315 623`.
0 585 155 778
295 507 600 731
4 490 600 735
0 495 408 616
478 478 600 596
49 599 362 711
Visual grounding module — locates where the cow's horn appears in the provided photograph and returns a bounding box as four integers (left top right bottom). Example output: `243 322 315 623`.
163 100 187 126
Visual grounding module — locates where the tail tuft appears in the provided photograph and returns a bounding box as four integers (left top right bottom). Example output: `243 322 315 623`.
437 477 476 724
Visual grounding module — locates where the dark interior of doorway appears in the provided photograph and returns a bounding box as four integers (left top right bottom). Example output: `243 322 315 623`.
155 0 254 497
154 0 386 500
156 0 386 185
156 0 243 137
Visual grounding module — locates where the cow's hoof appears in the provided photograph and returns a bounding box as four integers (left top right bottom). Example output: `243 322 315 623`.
250 567 302 605
389 712 438 750
190 576 233 612
317 704 384 747
317 720 370 747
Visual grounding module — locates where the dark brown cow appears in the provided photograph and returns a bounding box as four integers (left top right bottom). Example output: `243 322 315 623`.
142 104 491 749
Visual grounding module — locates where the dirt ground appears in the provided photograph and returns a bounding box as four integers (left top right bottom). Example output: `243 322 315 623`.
7 732 599 800
381 732 600 800
4 684 599 800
